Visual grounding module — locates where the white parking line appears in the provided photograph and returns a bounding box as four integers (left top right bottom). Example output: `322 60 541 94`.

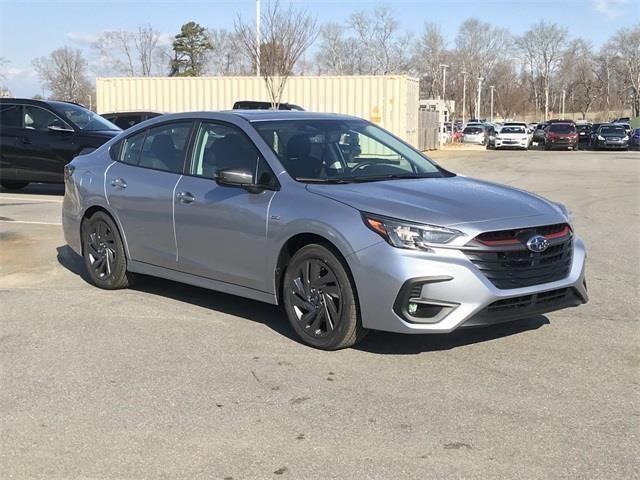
0 196 63 203
0 220 62 226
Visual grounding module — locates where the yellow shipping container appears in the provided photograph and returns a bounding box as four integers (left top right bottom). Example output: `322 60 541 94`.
96 75 420 146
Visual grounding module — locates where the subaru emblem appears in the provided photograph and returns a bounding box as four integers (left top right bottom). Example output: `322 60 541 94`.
526 235 549 253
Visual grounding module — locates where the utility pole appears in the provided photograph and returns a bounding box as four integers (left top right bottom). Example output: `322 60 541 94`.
256 0 261 77
477 76 484 120
439 64 449 100
461 71 467 124
489 85 495 123
561 89 566 118
88 94 92 112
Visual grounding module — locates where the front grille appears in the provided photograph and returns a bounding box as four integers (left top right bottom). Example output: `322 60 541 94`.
464 233 573 290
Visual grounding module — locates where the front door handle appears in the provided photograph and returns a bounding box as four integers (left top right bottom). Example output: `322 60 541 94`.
110 177 127 189
176 191 195 204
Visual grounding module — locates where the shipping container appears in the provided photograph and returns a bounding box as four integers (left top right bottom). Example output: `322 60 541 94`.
96 75 420 146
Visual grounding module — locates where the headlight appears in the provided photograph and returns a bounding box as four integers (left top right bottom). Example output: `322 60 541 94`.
623 136 629 141
362 213 463 249
598 135 605 141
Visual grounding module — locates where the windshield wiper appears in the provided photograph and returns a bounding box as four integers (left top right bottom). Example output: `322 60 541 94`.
351 174 435 183
295 177 354 184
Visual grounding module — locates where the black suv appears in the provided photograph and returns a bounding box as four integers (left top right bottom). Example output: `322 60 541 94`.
101 111 162 130
0 98 121 189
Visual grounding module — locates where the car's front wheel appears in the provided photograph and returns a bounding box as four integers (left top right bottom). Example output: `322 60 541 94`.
1 180 29 190
82 211 134 290
283 244 367 350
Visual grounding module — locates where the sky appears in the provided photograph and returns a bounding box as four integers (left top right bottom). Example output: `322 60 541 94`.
1 0 638 97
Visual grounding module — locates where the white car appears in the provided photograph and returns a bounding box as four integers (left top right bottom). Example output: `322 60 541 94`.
495 125 529 150
461 125 486 144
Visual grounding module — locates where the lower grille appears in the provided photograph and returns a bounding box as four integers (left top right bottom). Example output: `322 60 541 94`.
487 288 573 313
464 238 573 289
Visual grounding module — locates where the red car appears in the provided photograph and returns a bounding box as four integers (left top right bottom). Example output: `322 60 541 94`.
544 123 578 150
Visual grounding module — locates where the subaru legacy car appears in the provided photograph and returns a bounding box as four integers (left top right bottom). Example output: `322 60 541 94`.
0 98 120 189
62 111 588 350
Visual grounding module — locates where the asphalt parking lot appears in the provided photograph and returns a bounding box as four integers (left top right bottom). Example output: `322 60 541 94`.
1 148 639 479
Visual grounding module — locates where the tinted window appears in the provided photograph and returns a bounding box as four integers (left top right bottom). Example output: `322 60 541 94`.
114 115 142 129
120 130 146 165
0 104 21 127
138 122 192 173
52 103 120 131
191 122 277 187
463 127 483 134
23 105 66 132
500 126 525 134
549 124 575 133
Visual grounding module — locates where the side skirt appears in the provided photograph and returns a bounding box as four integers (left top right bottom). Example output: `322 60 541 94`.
127 260 279 306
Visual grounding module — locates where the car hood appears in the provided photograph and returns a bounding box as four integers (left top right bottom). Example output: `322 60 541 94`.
307 176 563 228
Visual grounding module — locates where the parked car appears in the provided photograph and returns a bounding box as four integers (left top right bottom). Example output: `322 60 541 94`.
630 128 640 148
62 110 587 350
576 123 592 145
532 123 548 144
0 98 121 189
588 123 605 147
101 111 162 130
592 124 629 150
232 100 305 111
461 125 486 144
544 123 578 150
612 117 630 124
494 125 529 150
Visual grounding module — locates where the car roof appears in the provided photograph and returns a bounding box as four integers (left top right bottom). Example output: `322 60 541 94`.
224 110 361 122
102 111 162 116
0 97 85 109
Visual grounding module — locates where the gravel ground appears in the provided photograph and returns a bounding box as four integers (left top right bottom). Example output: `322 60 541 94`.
1 148 639 479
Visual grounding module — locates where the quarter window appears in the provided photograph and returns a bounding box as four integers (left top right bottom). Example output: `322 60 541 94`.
191 122 277 187
120 131 146 165
0 104 21 127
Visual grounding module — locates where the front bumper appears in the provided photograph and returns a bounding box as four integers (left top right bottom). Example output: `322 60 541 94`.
347 237 588 334
495 139 528 148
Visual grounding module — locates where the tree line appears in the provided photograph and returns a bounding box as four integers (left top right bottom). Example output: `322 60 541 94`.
3 1 638 119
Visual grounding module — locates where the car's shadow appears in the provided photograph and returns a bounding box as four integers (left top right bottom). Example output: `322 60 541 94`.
56 245 551 354
0 184 65 196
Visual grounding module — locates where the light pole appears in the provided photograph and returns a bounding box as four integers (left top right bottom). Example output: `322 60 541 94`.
439 64 449 100
256 0 261 77
561 89 566 118
461 71 467 124
477 76 484 120
489 85 495 122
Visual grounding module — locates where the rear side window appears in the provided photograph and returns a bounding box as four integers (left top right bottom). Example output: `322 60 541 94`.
120 130 146 165
138 122 192 173
0 104 22 127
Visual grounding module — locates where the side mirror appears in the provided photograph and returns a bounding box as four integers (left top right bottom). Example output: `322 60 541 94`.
215 168 263 193
48 120 74 133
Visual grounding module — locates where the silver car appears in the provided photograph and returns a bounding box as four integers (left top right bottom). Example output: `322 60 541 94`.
62 111 588 350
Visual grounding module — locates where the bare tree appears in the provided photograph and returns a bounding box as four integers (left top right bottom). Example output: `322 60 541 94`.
206 29 252 75
412 23 447 98
235 0 318 107
315 23 354 75
607 23 640 116
32 47 93 103
517 21 567 120
93 25 163 76
347 6 411 75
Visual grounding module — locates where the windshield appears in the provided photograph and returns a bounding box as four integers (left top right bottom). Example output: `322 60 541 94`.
252 119 449 182
549 124 575 133
599 126 625 135
577 124 591 132
500 126 525 134
52 103 120 131
463 127 483 134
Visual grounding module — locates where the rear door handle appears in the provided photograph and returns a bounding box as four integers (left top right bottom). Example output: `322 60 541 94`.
176 191 195 204
110 178 127 189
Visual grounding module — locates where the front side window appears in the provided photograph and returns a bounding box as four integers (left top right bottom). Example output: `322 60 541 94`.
0 104 21 127
191 122 277 187
137 122 192 173
253 120 448 182
23 106 67 132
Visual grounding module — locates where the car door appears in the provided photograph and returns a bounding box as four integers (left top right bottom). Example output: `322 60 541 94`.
18 105 79 182
173 120 278 292
106 120 194 269
0 103 23 179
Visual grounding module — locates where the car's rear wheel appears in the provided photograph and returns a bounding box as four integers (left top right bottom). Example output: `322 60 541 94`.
283 244 367 350
1 180 29 190
82 211 134 290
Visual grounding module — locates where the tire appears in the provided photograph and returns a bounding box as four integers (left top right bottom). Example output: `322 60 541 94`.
81 211 134 290
282 244 367 350
544 143 551 151
1 180 29 190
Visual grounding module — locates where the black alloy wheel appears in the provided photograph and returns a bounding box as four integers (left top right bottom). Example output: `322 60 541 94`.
82 211 133 289
283 244 367 350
